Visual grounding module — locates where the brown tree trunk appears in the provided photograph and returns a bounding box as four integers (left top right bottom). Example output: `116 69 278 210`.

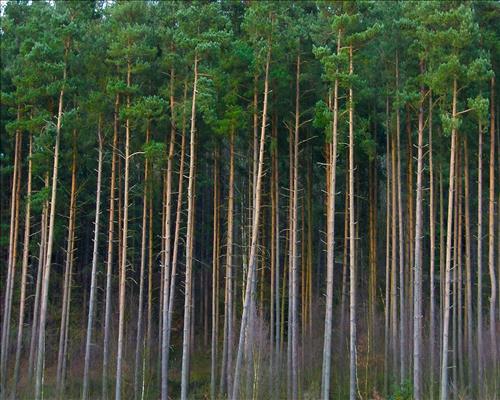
0 121 22 394
428 93 437 396
180 55 199 400
440 78 458 400
321 31 340 400
232 45 271 400
412 61 425 400
210 147 220 400
348 44 357 400
12 132 33 398
56 129 78 396
35 44 68 398
487 76 497 365
115 59 132 400
28 173 49 381
83 118 104 399
102 93 119 400
133 120 151 400
220 129 235 395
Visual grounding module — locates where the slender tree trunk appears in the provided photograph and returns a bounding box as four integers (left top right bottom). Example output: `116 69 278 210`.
269 115 277 392
440 78 458 400
340 168 349 362
348 44 357 400
115 59 132 400
102 93 119 399
164 80 188 398
391 103 398 379
161 68 178 400
413 62 425 400
232 45 271 400
384 96 391 396
321 31 340 400
428 93 436 398
477 118 484 389
0 121 21 396
56 129 78 397
487 76 497 367
396 54 406 384
463 136 473 387
210 147 220 400
28 174 49 381
134 120 151 400
180 55 199 400
12 132 32 399
288 52 301 400
83 117 104 399
35 45 68 399
220 129 235 395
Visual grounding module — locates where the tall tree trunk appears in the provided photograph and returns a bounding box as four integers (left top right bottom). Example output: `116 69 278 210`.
396 54 406 384
12 132 32 398
115 59 132 400
269 114 277 393
413 62 425 400
134 120 151 400
440 78 458 400
477 118 484 389
487 76 497 366
384 96 391 396
83 117 104 399
348 44 357 400
288 52 301 400
164 80 188 399
28 174 49 381
232 45 271 400
0 120 21 396
220 129 235 395
161 68 178 400
391 100 398 379
428 93 436 398
180 55 199 400
35 44 68 399
56 129 78 396
102 93 119 400
321 31 340 400
463 136 473 387
210 147 220 400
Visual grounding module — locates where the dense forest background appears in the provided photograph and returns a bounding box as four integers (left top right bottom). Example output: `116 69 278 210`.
0 1 499 399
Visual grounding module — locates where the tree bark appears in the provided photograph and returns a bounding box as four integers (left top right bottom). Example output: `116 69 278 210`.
102 93 119 400
56 129 78 397
28 173 49 381
210 147 220 400
428 93 436 397
412 61 425 400
115 58 132 400
134 119 151 400
12 132 32 399
164 80 188 399
487 76 497 365
35 44 68 399
83 117 104 399
321 31 340 400
440 78 458 400
180 55 199 400
463 136 473 387
348 44 357 400
232 45 271 400
0 120 21 396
